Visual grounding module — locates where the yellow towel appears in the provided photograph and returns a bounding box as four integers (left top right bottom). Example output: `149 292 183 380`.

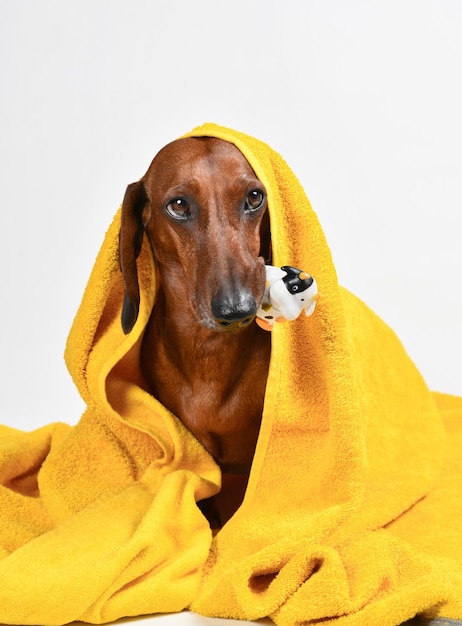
0 123 461 626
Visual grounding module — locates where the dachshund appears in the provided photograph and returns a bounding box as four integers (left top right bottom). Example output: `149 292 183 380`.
119 137 272 526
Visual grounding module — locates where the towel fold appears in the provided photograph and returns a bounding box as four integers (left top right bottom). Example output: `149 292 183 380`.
1 123 461 626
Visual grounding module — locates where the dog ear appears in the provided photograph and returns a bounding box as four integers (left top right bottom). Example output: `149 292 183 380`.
259 209 272 264
119 181 149 334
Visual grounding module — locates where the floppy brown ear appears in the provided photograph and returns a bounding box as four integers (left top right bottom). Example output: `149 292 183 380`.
259 209 272 264
119 181 149 334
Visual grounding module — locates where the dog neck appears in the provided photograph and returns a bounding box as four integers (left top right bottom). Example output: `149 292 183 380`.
140 286 271 475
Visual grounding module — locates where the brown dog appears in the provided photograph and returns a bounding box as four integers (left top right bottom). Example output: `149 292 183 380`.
119 137 272 525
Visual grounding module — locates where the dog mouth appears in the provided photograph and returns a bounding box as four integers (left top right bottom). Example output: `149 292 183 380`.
214 314 256 332
198 308 258 333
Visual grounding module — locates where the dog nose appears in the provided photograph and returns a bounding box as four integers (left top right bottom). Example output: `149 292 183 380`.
211 291 257 330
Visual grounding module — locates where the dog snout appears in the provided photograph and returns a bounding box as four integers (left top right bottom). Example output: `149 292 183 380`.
211 289 257 330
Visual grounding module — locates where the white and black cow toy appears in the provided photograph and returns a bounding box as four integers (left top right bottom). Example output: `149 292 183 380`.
256 265 319 331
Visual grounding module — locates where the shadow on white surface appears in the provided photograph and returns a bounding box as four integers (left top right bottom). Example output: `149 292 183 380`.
71 613 272 625
2 612 459 625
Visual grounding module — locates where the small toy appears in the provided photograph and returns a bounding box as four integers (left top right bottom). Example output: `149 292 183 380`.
256 265 319 331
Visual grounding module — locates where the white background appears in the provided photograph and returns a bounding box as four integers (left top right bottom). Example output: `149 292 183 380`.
1 0 461 433
1 2 461 624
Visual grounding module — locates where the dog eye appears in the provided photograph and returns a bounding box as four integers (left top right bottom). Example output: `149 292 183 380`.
165 198 190 220
245 189 265 212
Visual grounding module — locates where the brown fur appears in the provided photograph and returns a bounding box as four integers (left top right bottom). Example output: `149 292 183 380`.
119 137 272 525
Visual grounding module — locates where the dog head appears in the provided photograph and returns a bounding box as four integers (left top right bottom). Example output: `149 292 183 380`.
119 137 271 334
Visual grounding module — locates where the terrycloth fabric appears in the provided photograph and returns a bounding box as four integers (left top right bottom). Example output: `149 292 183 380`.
0 123 461 626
